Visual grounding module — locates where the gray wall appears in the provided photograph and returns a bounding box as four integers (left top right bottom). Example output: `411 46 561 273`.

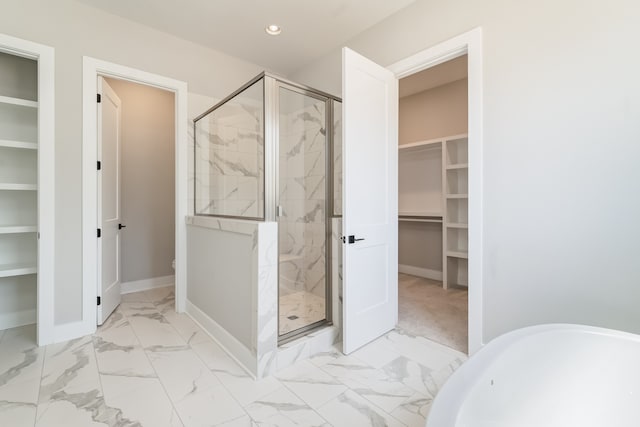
0 0 263 324
291 0 640 343
187 226 253 350
106 78 175 283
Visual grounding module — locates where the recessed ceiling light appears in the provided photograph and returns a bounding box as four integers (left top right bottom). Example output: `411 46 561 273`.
265 24 282 36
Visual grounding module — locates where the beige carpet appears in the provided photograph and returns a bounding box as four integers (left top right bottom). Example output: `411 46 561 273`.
398 273 468 353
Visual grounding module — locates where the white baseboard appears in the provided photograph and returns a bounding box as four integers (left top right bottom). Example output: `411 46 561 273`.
53 320 95 344
121 275 175 294
399 264 443 281
0 309 36 330
186 300 256 377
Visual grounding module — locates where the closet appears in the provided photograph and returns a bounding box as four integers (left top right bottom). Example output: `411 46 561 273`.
398 56 469 290
398 135 468 288
0 36 53 343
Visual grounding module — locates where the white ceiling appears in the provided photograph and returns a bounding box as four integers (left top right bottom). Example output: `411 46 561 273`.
399 55 468 98
76 0 416 75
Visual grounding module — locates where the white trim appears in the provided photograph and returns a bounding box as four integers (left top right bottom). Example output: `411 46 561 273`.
398 265 443 281
83 57 188 339
186 300 256 378
52 320 95 343
0 33 55 346
121 275 175 294
388 27 484 354
0 309 36 330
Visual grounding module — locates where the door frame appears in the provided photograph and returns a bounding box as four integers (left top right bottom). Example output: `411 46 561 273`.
82 57 188 332
387 27 484 354
0 33 55 346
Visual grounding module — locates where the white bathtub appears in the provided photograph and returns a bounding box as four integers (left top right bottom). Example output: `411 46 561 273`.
427 324 640 427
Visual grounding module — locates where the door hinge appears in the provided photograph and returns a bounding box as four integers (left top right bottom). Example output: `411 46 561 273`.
97 296 101 306
97 161 101 170
97 228 101 238
97 93 102 103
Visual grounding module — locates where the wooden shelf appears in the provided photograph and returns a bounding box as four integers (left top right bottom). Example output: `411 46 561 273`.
446 223 468 229
446 163 468 170
0 262 37 278
447 250 468 259
0 139 37 150
0 183 37 191
0 226 37 234
446 194 468 199
0 95 38 108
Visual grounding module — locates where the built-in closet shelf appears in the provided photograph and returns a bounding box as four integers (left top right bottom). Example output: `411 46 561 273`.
446 163 468 170
445 223 468 229
447 250 469 259
399 217 443 224
0 139 38 150
0 183 37 191
446 194 468 199
0 226 37 234
399 211 442 217
0 95 38 108
0 263 37 278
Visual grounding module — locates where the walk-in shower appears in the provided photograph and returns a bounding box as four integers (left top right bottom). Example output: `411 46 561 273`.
193 73 341 343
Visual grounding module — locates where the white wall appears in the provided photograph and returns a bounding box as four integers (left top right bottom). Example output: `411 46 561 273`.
292 0 640 343
105 78 175 283
0 0 264 324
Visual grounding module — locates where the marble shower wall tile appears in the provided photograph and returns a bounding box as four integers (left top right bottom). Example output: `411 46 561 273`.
194 93 264 218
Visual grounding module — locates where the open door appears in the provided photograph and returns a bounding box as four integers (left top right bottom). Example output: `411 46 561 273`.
97 76 122 325
342 48 398 354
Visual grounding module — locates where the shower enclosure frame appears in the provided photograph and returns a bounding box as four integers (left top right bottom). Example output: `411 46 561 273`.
193 72 342 345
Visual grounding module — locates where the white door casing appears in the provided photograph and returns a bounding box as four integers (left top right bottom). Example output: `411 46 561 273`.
342 47 399 354
97 77 122 325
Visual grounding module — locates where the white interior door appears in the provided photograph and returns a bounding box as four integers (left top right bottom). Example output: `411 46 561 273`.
97 76 122 325
342 47 399 354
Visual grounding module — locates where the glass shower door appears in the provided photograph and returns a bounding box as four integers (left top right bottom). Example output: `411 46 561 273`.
278 86 329 339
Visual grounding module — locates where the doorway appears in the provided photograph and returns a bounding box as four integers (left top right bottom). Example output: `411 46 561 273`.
82 57 188 335
341 27 483 355
97 76 176 324
397 55 469 353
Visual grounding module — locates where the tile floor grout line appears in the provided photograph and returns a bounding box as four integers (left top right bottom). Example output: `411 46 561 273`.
33 339 48 427
119 290 191 427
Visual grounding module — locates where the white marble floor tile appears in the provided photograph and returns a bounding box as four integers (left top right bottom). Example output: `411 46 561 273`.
93 316 156 378
0 401 37 427
0 288 467 427
190 340 247 376
319 355 415 413
390 392 433 427
245 387 328 427
163 311 211 346
215 371 283 408
350 338 402 369
316 389 405 427
38 336 102 403
172 384 247 426
126 309 189 350
213 414 255 426
0 326 45 404
276 360 347 409
100 374 183 426
146 348 223 402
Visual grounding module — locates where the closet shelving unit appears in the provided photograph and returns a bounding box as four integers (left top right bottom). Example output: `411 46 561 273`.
0 49 39 330
398 133 468 289
442 135 469 289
